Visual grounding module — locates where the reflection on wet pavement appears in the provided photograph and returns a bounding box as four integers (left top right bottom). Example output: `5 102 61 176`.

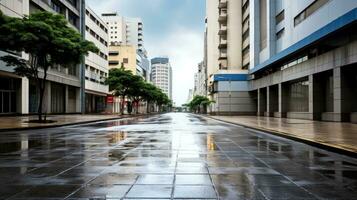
0 113 357 199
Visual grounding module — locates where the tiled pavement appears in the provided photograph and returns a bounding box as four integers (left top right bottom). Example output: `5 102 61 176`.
0 113 357 199
210 115 357 153
0 114 132 131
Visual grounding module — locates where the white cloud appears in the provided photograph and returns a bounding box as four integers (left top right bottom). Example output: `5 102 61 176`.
146 27 203 106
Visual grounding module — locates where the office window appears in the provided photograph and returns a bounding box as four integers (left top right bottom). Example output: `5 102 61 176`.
51 1 63 14
123 58 128 63
276 28 285 39
294 0 329 26
276 10 284 25
66 0 77 8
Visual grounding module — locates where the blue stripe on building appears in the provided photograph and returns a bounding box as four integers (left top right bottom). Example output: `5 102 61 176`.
250 8 357 74
213 74 248 81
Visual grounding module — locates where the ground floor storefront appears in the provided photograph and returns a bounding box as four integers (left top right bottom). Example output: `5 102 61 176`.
209 32 357 123
85 92 106 114
0 73 82 115
251 41 357 123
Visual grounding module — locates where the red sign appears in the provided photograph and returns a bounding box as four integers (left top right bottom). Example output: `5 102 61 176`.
107 95 114 103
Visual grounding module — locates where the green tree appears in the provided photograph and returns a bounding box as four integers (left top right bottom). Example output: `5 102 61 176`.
107 67 172 114
126 75 145 114
106 67 136 115
0 11 98 121
188 95 215 114
140 82 160 113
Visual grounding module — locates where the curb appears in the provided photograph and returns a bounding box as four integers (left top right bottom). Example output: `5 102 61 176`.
0 113 154 132
203 115 357 159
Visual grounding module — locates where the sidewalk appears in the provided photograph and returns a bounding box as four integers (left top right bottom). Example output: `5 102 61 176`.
208 115 357 155
0 114 141 131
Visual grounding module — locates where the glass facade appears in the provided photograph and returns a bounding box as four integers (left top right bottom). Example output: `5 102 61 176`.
0 77 17 114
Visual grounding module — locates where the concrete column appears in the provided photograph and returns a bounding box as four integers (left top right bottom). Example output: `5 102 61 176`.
45 81 51 114
20 77 29 114
267 86 279 117
65 85 69 113
332 67 349 121
257 88 261 116
266 86 270 116
76 87 81 113
277 83 286 118
307 75 317 120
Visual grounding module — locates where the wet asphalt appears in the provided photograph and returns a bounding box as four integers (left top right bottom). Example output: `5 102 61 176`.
0 113 357 200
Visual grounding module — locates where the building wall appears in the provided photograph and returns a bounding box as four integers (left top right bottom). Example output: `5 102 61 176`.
101 13 145 51
250 0 357 67
125 18 144 51
101 13 126 45
108 45 137 74
247 0 357 122
151 57 172 100
206 0 219 77
85 6 109 95
0 0 85 114
0 0 30 114
84 6 109 113
206 0 252 115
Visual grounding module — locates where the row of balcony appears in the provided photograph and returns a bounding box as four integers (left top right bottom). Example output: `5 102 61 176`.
218 0 228 70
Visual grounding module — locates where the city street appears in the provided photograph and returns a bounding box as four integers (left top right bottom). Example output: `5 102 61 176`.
0 113 357 199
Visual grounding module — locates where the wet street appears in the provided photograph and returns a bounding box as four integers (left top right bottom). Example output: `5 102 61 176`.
1 113 357 199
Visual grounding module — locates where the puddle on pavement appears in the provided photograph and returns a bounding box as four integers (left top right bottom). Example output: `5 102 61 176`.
0 113 357 199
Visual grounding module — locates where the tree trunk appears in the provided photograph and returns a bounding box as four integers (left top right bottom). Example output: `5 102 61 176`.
146 101 150 114
37 85 44 121
136 100 139 114
120 95 125 115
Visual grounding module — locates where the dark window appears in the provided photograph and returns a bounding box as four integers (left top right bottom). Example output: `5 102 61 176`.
276 10 284 25
294 0 329 26
66 0 77 8
109 61 119 65
109 51 119 56
123 58 129 63
68 11 78 28
51 1 63 14
276 28 285 39
242 30 249 41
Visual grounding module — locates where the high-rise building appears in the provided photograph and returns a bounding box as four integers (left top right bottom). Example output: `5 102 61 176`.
101 12 144 51
151 57 172 100
204 0 357 123
0 0 85 114
101 12 126 45
249 0 357 122
206 0 255 115
84 7 109 113
102 12 148 80
194 62 207 97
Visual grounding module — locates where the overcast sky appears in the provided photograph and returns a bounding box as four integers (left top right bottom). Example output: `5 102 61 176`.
87 0 206 106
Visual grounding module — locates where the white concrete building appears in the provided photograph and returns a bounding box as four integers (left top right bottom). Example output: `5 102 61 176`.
249 0 357 122
84 7 109 113
194 62 207 97
206 0 255 115
151 57 172 100
101 12 126 45
0 0 85 115
101 12 144 51
125 17 144 51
